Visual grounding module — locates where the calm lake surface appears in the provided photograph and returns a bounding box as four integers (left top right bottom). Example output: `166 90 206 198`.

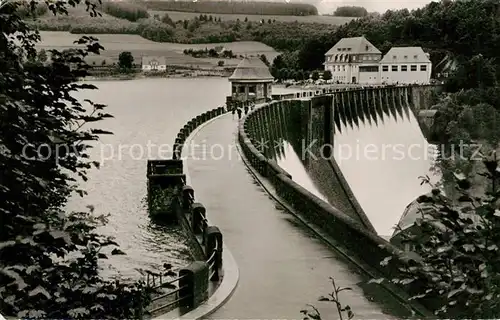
68 77 298 279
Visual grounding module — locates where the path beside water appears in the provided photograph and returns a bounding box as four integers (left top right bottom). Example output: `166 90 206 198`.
184 113 394 319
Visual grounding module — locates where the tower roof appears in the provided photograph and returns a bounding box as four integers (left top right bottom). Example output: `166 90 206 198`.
229 57 274 82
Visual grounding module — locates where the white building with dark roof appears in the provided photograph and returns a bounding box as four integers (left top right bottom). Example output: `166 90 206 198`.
324 36 382 84
379 47 432 85
324 38 432 85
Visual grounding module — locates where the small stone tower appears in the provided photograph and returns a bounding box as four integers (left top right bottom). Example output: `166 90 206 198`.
227 56 274 105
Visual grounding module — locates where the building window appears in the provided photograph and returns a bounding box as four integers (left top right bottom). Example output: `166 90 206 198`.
232 86 237 93
410 65 417 71
359 66 379 72
249 86 256 93
420 65 427 71
347 48 351 51
365 45 369 51
414 55 418 59
337 48 341 51
401 65 407 71
238 86 245 93
404 55 408 59
392 65 398 71
352 56 356 61
392 55 396 59
343 65 346 71
382 65 389 72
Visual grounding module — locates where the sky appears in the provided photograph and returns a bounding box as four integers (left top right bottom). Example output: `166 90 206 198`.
304 0 434 14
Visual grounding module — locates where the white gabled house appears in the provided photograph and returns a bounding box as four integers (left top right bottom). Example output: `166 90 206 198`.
324 37 432 85
324 36 382 84
379 47 432 85
141 56 167 72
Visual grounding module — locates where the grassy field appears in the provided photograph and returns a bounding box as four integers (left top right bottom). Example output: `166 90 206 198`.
152 10 354 24
37 31 279 66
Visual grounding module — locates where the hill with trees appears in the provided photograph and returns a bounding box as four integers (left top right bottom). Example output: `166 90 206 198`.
138 0 318 16
29 4 338 51
332 6 368 17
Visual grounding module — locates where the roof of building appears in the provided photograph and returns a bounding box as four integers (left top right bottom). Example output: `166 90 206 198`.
325 36 381 56
229 57 274 81
380 47 431 64
141 56 166 65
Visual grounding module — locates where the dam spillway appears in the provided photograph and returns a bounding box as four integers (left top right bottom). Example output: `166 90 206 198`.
251 86 440 239
331 88 438 237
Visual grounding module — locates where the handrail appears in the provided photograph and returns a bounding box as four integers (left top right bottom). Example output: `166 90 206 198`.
149 293 192 315
145 270 187 289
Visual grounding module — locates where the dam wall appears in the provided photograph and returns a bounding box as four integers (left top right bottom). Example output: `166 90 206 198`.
239 84 442 314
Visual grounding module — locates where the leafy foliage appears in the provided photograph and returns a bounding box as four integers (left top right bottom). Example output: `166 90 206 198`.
150 187 178 215
259 54 270 67
431 89 500 147
311 71 319 81
322 70 332 81
118 51 134 70
444 54 497 92
0 0 152 318
101 1 149 22
300 277 354 320
374 159 500 317
15 1 48 18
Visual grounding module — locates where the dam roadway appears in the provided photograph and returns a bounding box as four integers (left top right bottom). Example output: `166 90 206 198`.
183 113 398 319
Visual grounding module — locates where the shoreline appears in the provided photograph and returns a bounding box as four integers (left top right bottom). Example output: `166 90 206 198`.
82 73 230 81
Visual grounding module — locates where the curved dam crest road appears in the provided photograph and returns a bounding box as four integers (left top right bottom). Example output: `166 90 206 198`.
184 113 395 319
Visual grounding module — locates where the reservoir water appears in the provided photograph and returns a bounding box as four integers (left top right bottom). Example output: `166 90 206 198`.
67 78 299 279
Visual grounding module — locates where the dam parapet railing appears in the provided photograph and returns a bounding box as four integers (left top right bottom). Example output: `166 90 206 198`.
143 105 228 318
145 159 223 318
172 105 227 160
238 85 441 316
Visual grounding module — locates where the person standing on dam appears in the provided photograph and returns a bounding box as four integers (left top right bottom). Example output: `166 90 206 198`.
244 104 249 115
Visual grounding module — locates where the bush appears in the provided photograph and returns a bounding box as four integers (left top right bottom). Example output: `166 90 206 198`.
332 6 368 17
1 1 154 318
15 1 48 18
101 1 149 22
138 19 175 42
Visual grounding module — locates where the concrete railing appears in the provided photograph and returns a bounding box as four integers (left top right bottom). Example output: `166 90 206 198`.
238 86 441 316
142 105 228 316
145 161 224 315
145 159 224 317
172 106 227 159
